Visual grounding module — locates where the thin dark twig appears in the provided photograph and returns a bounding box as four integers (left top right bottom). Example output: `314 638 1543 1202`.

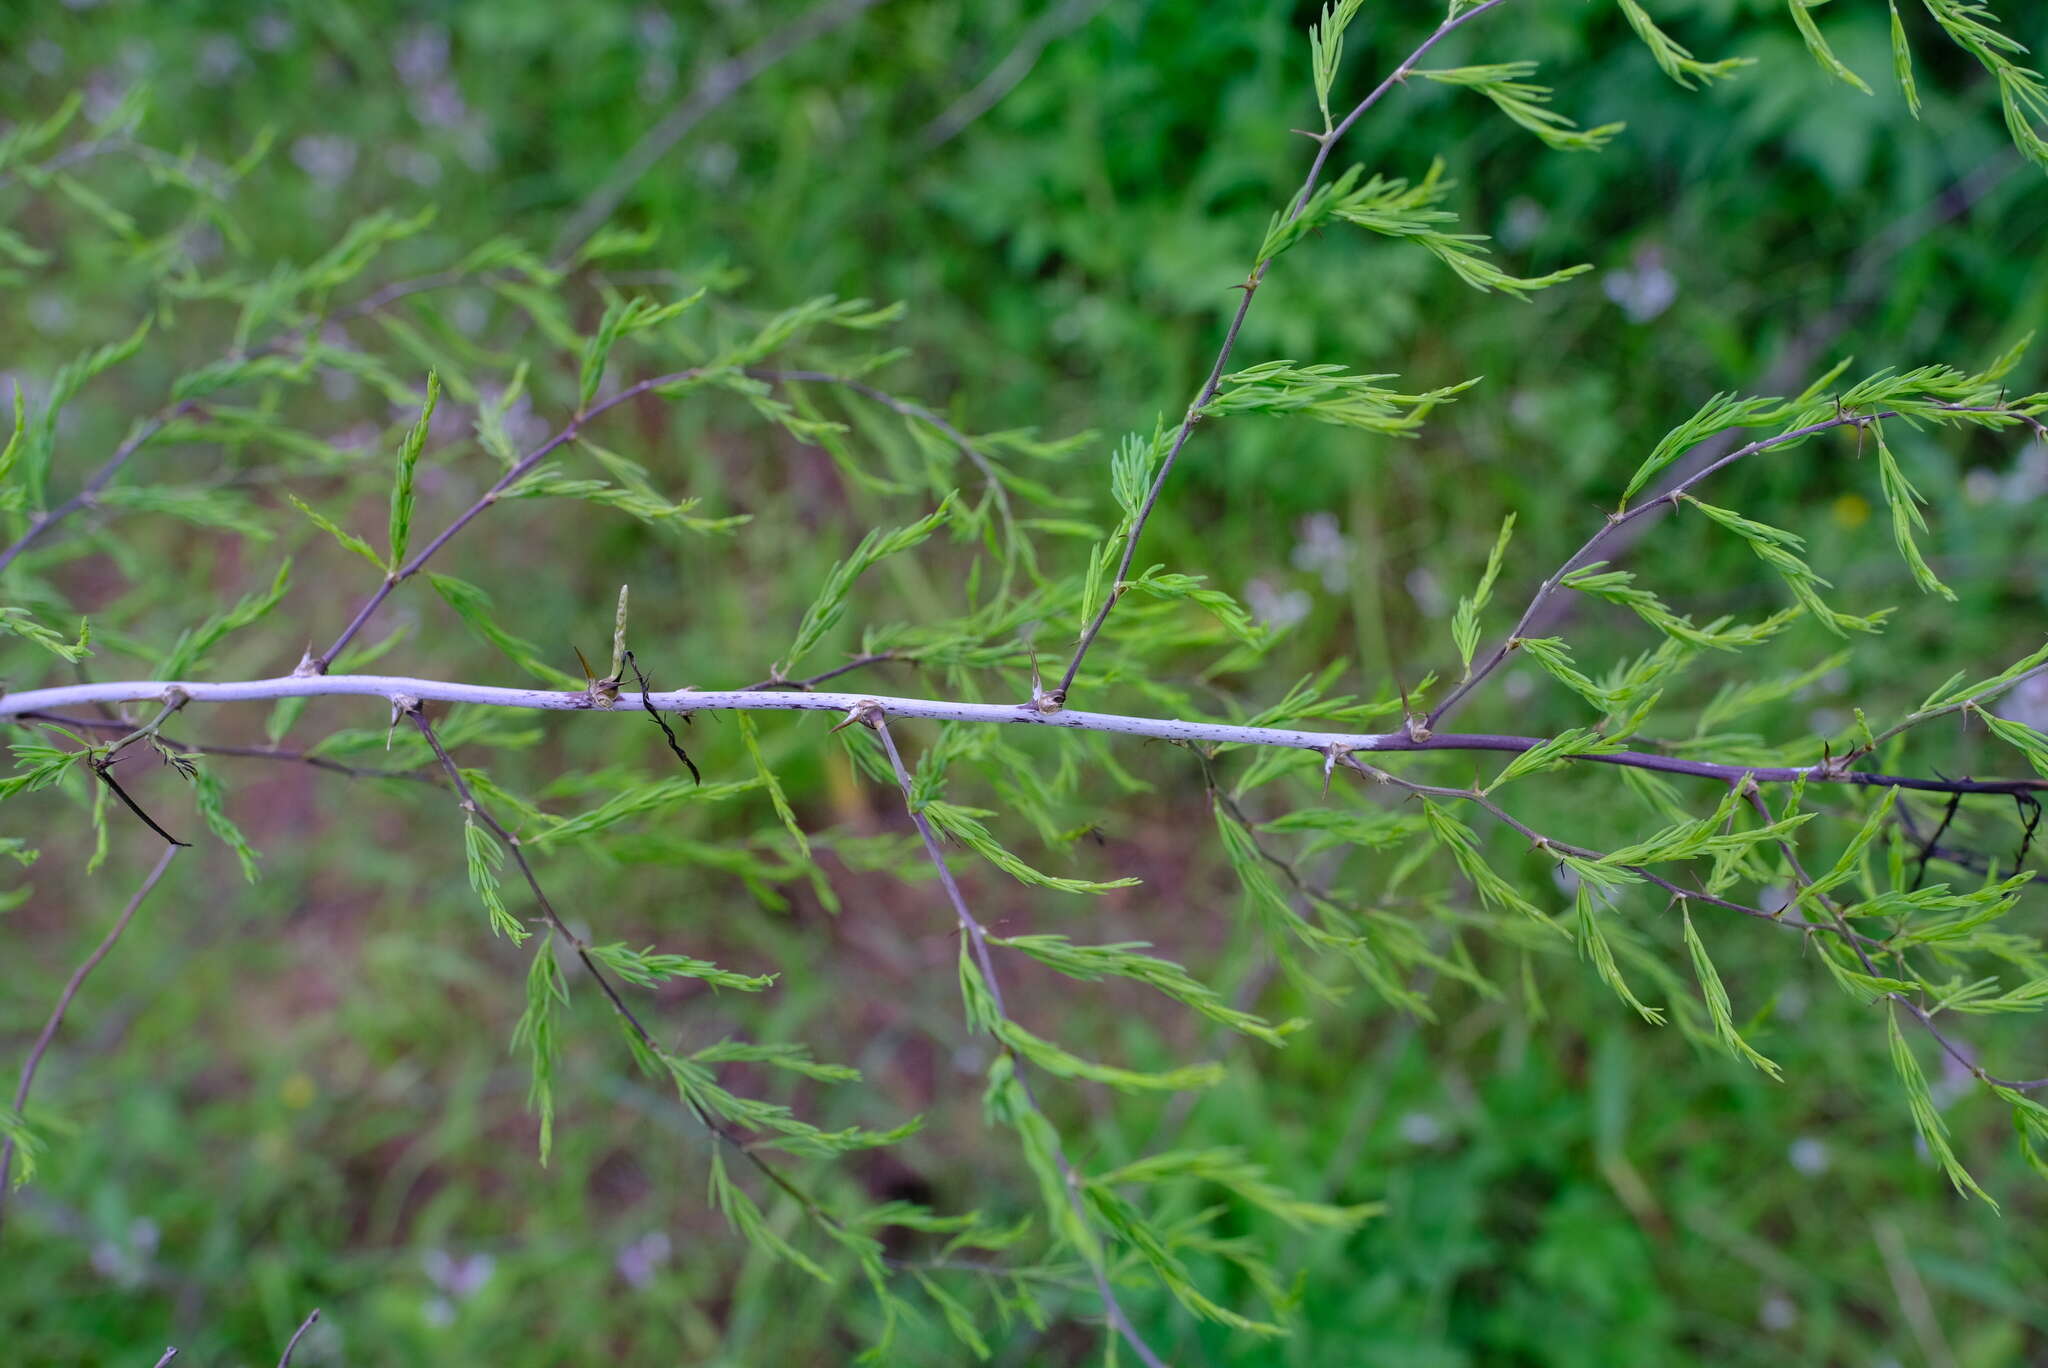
1056 0 1514 704
1893 794 1997 880
866 711 1168 1368
91 764 189 847
276 1309 319 1368
745 652 901 692
2014 794 2042 874
1911 790 1964 892
0 844 180 1237
622 652 699 783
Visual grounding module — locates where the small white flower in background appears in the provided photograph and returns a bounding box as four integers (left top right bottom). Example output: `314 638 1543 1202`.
424 1248 495 1302
394 27 450 87
424 390 467 442
28 39 65 75
696 142 739 187
1290 511 1351 592
2004 442 2048 503
451 295 490 339
616 1231 672 1288
182 223 224 266
1758 1291 1798 1332
1759 885 1793 915
640 61 676 103
1776 981 1807 1021
1787 1136 1829 1175
1603 246 1677 324
89 1218 158 1290
197 36 245 85
1996 669 2048 732
1963 441 2048 506
413 82 470 131
481 383 550 451
251 13 294 52
638 10 679 45
321 368 359 403
28 293 74 334
292 134 358 188
1503 670 1536 703
632 7 681 101
333 421 381 453
83 72 129 123
1245 577 1310 631
1931 1041 1975 1110
1507 389 1545 429
386 145 443 187
1499 197 1548 250
1 372 51 414
1397 1111 1445 1146
454 124 496 173
1405 566 1448 618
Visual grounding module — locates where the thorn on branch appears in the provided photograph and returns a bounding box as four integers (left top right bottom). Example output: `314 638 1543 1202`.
388 692 424 735
831 699 885 734
1320 744 1351 797
575 644 621 709
1024 650 1063 715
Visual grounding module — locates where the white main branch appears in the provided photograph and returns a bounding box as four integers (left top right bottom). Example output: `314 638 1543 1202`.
0 673 1392 753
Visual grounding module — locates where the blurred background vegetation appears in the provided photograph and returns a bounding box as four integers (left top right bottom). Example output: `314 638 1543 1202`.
3 0 2046 1362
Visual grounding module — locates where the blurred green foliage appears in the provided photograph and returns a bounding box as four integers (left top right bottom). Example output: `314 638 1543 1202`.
4 1 2047 1363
